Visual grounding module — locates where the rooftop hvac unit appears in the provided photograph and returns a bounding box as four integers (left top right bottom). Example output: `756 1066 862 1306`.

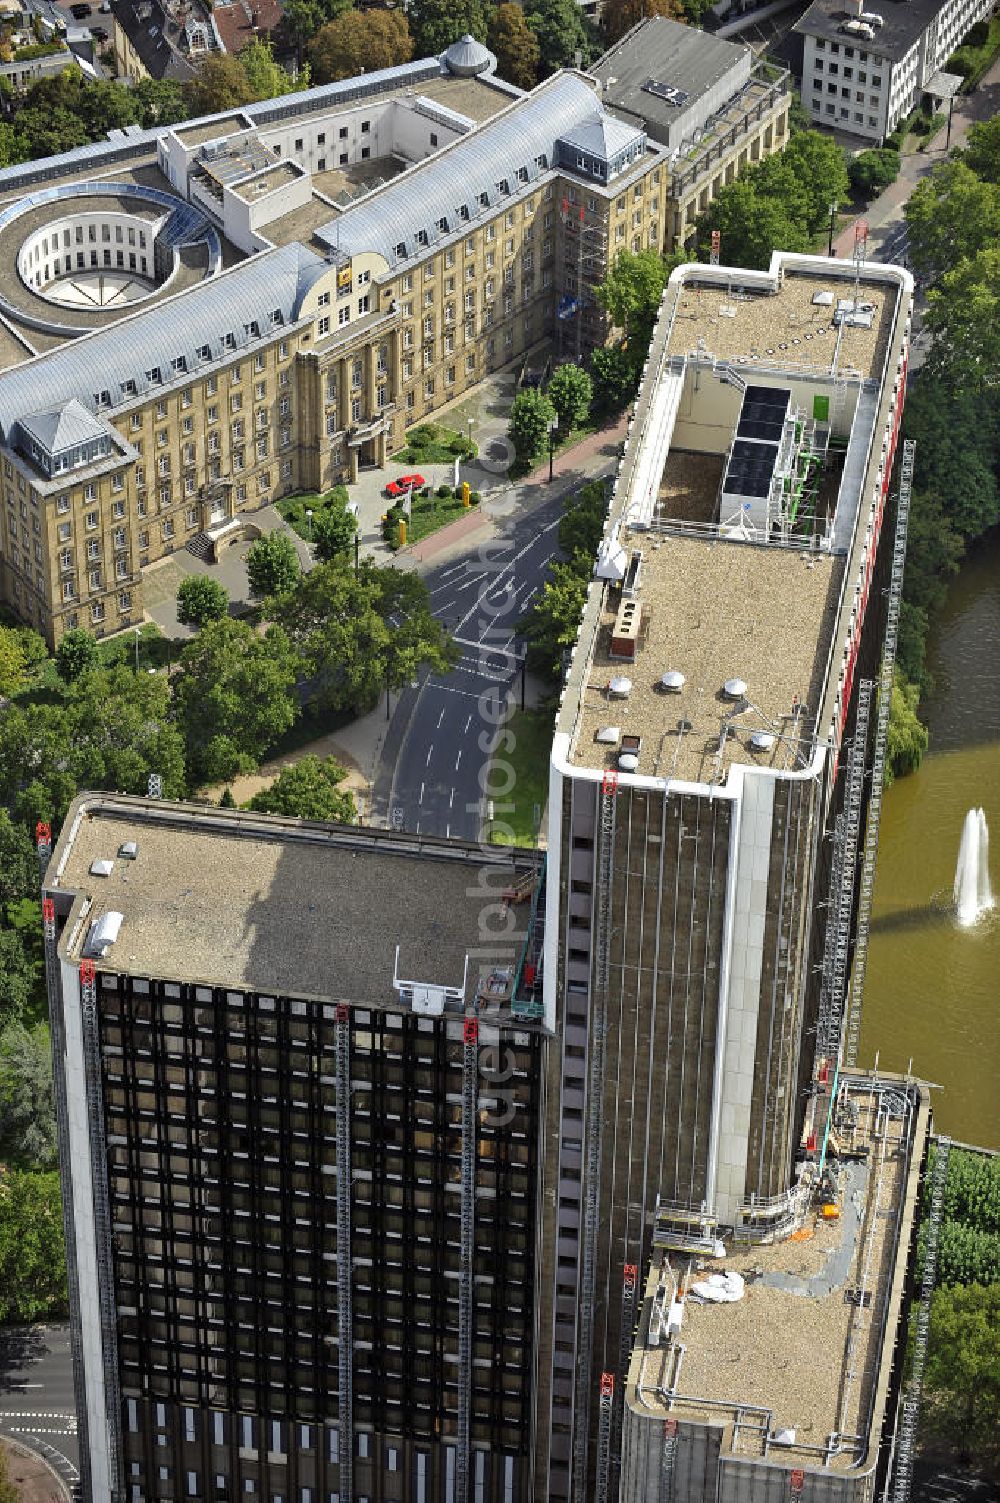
608 676 633 698
618 753 639 772
723 677 748 699
595 726 621 745
89 859 114 877
749 730 776 752
84 910 123 957
661 670 685 692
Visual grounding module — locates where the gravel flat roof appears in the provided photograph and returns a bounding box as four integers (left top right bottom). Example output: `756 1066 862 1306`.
626 1079 928 1470
665 268 895 382
49 796 534 1007
569 529 842 783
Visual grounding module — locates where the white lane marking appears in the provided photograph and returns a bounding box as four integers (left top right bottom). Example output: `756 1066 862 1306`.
426 744 434 766
419 781 425 804
446 823 451 838
436 708 445 729
455 749 463 770
449 787 455 809
451 516 560 635
464 714 472 732
452 636 520 657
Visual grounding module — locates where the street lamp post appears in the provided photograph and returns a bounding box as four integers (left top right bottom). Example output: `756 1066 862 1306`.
828 200 838 257
305 507 313 543
548 419 558 483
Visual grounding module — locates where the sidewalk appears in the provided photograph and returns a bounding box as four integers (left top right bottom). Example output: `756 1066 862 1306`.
833 55 1000 258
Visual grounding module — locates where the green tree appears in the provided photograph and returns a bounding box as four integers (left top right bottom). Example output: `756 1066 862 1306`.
519 557 590 678
312 502 357 563
0 1169 67 1323
0 811 38 914
0 1022 56 1169
238 38 299 98
68 664 187 801
184 53 257 115
848 147 900 198
219 786 237 809
962 113 1000 184
175 618 300 784
885 670 929 782
697 177 810 270
309 8 412 83
248 754 356 823
408 0 491 55
0 929 40 1029
0 701 81 828
924 246 1000 391
596 248 672 355
76 76 143 135
924 1283 1000 1465
509 388 557 465
0 120 27 168
269 560 455 714
526 0 592 74
559 480 608 560
0 624 25 697
602 0 682 46
245 531 302 601
590 344 638 412
547 364 593 432
132 76 188 126
55 627 100 683
905 160 1000 283
488 3 539 89
15 102 90 157
281 0 326 60
780 128 849 235
176 574 230 629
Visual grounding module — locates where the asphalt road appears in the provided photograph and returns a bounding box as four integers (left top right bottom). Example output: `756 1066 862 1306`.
384 484 568 841
0 1323 79 1489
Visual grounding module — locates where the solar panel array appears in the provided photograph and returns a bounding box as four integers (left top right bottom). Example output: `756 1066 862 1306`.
722 385 791 501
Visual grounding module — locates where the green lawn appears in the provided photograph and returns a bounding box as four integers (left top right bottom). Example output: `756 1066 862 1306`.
385 486 479 549
947 16 1000 91
277 486 350 544
397 422 477 466
486 708 552 847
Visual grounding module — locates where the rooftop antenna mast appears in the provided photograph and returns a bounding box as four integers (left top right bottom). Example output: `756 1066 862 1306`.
852 219 868 310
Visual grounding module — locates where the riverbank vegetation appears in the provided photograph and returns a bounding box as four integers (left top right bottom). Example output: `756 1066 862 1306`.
890 116 1000 774
917 1146 1000 1471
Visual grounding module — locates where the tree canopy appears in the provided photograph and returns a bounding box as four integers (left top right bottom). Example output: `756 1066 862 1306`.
602 0 682 46
248 754 356 823
175 618 300 784
407 0 490 56
525 0 594 74
488 3 540 89
246 531 302 601
548 364 593 433
176 574 230 629
308 9 412 83
924 1282 1000 1465
268 560 455 714
518 558 589 679
509 388 557 465
312 499 358 563
0 1169 67 1323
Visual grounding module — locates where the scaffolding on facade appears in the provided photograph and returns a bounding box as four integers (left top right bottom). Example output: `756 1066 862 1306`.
572 771 618 1498
558 199 608 364
80 956 124 1502
594 1372 614 1503
334 1004 353 1503
844 439 915 1068
888 1135 950 1503
455 1015 479 1503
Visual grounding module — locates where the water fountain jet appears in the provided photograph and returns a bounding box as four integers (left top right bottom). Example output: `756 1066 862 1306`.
954 807 993 926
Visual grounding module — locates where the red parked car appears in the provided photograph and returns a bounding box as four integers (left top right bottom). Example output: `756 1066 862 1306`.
384 473 425 498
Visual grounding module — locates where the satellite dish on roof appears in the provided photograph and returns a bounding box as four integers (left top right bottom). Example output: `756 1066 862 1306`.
723 678 748 699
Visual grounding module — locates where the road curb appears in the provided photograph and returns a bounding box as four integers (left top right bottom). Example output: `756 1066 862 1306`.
0 1433 74 1500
